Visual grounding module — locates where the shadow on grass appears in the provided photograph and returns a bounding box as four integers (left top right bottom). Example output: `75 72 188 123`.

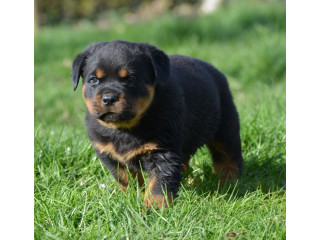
183 152 286 197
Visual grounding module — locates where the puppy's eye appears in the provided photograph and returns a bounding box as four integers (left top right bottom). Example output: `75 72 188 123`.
89 77 99 85
127 76 136 82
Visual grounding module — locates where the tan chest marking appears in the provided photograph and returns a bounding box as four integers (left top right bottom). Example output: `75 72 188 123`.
93 141 158 163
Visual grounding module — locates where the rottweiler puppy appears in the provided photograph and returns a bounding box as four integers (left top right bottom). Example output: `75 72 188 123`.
72 40 243 208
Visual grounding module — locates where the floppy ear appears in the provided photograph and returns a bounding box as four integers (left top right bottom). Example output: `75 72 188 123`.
71 42 108 91
71 53 86 91
144 44 170 85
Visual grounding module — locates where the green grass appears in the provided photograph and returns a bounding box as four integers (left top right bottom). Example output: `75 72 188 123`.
35 1 286 239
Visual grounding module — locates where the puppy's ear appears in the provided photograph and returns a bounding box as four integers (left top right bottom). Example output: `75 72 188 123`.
143 44 170 85
71 53 86 91
71 42 108 91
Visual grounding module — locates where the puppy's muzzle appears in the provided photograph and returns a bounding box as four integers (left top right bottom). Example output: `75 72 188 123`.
101 92 119 106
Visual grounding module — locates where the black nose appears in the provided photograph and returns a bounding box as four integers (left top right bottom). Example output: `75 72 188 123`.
101 93 119 106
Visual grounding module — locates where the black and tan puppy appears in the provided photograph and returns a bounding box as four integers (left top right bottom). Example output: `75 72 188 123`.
72 40 243 208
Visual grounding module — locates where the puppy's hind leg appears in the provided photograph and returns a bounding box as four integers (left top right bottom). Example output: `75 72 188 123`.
207 90 243 182
207 138 243 182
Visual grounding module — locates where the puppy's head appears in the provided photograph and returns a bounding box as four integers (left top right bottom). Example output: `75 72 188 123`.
71 41 170 129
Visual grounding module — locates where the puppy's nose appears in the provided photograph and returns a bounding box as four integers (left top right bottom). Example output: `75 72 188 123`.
101 93 119 106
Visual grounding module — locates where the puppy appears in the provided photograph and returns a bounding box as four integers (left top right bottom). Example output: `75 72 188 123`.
72 40 243 208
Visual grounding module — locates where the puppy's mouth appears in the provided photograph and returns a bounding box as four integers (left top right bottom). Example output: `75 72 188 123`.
96 110 136 123
97 112 118 122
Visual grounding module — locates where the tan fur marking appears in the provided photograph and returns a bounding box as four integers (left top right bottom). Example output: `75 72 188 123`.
144 175 156 205
82 85 94 115
96 68 105 78
97 85 155 129
112 94 126 113
182 163 189 172
213 162 239 182
211 142 239 182
117 169 145 190
148 175 157 192
130 170 145 188
117 167 128 190
144 175 173 208
151 194 173 209
97 119 138 129
93 141 158 164
92 93 103 112
119 69 128 78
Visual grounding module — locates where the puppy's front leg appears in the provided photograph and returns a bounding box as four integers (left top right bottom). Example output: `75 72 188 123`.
95 152 129 190
144 151 182 208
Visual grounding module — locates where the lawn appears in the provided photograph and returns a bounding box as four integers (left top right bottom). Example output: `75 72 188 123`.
34 1 286 239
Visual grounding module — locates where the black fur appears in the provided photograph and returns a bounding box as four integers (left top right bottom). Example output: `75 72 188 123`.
72 40 243 207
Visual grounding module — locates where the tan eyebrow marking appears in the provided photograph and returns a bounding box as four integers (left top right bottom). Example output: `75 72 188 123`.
96 68 105 78
119 68 128 78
